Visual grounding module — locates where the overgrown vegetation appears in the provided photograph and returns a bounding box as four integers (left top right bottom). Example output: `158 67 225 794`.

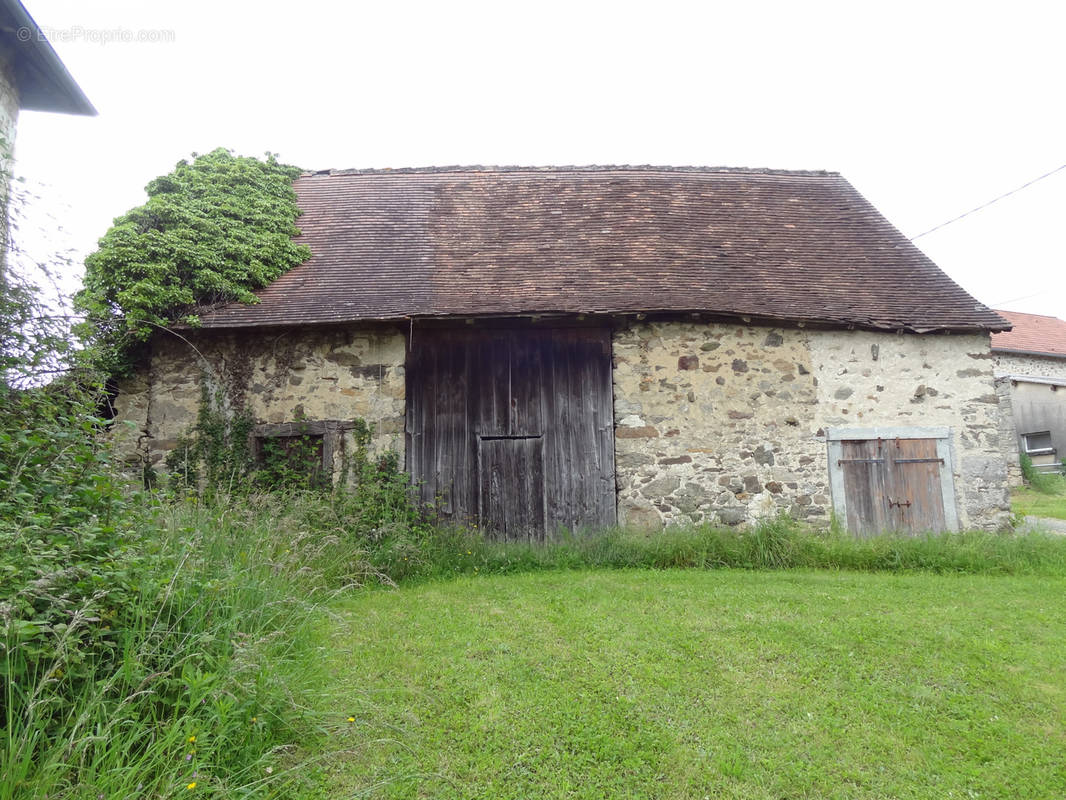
75 148 309 375
367 514 1066 582
1019 452 1066 494
165 382 255 495
1014 453 1066 520
4 498 350 798
0 148 330 797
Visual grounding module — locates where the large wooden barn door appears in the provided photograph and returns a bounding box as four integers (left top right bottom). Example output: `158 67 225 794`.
837 437 947 535
407 327 615 539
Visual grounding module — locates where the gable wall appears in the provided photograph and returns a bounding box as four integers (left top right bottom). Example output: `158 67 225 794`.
612 322 1011 530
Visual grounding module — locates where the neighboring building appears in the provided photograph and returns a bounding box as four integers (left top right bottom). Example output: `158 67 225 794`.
114 166 1014 536
992 310 1066 475
0 0 96 153
0 0 95 265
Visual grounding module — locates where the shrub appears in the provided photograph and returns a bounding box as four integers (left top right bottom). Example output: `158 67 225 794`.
1020 453 1066 494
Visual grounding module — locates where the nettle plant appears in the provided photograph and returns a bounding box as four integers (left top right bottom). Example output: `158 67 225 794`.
75 148 310 375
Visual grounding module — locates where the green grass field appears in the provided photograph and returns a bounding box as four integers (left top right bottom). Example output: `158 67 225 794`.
315 569 1066 799
1013 484 1066 520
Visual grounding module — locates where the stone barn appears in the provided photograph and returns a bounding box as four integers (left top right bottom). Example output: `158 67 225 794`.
113 166 1015 536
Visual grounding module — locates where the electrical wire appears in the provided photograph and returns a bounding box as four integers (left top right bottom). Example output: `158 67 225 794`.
910 163 1066 241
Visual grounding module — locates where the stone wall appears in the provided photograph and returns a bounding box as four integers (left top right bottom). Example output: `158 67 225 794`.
613 322 825 529
113 325 406 478
810 330 1011 529
993 352 1066 380
993 377 1023 487
116 319 1012 531
0 51 18 159
612 322 1012 531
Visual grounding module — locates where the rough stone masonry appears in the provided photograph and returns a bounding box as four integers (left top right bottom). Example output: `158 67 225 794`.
612 321 1011 531
114 319 1013 532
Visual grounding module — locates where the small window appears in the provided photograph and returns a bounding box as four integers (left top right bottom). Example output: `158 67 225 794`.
1022 431 1055 456
255 433 326 489
251 419 354 490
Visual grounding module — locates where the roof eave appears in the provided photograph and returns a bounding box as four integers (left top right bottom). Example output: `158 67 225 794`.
991 346 1066 360
3 0 96 116
195 307 1011 335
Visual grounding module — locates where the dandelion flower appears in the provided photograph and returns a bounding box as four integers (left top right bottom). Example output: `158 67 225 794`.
186 782 197 790
187 735 196 744
347 716 355 723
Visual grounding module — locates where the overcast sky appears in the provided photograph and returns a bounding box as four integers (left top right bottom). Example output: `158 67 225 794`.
12 0 1066 318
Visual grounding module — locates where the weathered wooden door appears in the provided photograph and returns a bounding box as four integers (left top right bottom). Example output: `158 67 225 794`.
838 437 947 535
406 327 616 538
478 436 545 539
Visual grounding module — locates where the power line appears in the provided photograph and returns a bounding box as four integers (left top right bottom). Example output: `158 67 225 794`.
989 291 1044 307
910 163 1066 241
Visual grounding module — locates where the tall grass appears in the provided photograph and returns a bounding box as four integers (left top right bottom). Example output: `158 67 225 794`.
8 489 1066 798
2 494 380 799
388 516 1066 581
1019 452 1066 494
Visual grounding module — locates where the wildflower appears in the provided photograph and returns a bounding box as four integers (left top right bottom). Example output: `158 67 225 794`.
185 753 193 762
186 782 197 790
188 735 196 744
347 716 355 723
251 716 257 723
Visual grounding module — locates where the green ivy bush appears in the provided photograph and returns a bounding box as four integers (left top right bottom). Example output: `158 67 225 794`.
75 148 309 375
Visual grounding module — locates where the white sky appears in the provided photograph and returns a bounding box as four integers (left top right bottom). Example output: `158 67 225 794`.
12 0 1066 318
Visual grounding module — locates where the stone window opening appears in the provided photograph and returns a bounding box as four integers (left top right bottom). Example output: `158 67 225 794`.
252 420 353 488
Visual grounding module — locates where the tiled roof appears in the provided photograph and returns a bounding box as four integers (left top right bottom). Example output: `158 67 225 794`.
198 166 1009 332
991 310 1066 357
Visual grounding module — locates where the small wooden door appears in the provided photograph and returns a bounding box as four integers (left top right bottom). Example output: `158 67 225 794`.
478 436 546 540
838 438 947 535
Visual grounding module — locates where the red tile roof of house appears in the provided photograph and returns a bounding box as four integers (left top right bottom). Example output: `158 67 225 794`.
990 310 1066 357
198 166 1009 332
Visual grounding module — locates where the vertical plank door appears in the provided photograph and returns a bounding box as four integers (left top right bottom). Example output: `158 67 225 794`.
477 436 546 540
839 439 890 536
885 438 947 534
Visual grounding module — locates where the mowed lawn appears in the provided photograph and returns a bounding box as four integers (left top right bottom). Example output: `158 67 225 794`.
316 570 1066 799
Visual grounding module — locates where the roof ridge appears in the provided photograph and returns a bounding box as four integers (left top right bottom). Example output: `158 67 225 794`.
300 164 842 179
